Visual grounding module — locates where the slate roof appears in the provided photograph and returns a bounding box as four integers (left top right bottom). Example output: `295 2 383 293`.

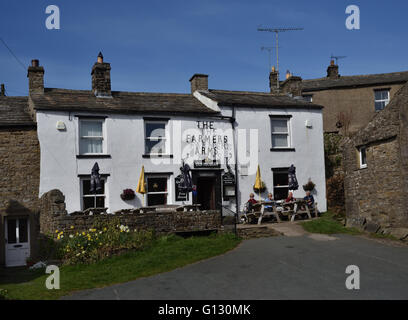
30 88 218 114
301 71 408 92
0 97 34 127
199 89 323 109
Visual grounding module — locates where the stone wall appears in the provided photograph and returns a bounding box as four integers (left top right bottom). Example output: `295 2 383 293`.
342 83 408 238
39 190 222 237
0 126 40 266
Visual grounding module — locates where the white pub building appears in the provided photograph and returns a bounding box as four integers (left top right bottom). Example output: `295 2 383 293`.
30 54 327 215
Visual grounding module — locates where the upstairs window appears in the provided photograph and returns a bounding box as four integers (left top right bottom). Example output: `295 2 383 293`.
79 119 104 154
144 120 168 155
374 89 390 111
302 95 313 102
359 146 367 169
270 116 291 149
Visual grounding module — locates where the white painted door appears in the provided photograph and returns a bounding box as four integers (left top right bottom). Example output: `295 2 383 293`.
5 217 30 267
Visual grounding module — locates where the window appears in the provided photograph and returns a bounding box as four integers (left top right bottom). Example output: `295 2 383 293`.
374 89 390 111
81 177 106 210
270 117 291 148
302 95 313 102
79 119 104 154
144 120 168 155
359 147 367 169
272 168 289 200
146 175 169 206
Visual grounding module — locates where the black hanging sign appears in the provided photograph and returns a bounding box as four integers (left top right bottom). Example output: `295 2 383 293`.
175 174 188 201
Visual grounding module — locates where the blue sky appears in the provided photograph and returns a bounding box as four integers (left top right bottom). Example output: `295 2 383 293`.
0 0 407 96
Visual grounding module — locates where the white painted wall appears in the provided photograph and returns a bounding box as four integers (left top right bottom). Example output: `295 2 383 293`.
36 104 326 214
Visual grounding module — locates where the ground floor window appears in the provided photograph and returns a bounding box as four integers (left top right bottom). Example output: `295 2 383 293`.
272 168 289 200
146 175 169 206
81 177 106 209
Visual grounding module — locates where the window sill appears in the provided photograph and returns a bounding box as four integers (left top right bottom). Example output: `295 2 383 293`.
142 154 174 159
77 154 111 159
270 148 296 152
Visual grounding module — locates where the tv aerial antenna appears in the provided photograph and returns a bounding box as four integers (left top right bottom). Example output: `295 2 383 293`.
330 54 347 65
261 46 280 72
257 26 304 89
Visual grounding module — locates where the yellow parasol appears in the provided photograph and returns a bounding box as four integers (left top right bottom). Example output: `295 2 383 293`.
136 165 146 206
254 165 263 200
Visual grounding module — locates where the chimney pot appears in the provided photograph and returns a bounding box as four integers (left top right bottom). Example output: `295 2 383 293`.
0 84 5 96
31 59 39 67
97 52 104 64
330 59 335 66
189 74 208 93
286 70 291 79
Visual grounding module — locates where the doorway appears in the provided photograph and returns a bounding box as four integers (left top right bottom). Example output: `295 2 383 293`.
5 217 30 267
197 177 216 210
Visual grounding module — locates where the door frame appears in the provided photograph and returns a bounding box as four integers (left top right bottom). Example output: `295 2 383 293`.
5 216 31 267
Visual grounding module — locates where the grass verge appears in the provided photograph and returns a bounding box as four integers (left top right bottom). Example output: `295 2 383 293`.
0 233 240 300
301 211 362 235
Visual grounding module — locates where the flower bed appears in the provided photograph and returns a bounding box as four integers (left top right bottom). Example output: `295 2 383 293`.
55 217 154 265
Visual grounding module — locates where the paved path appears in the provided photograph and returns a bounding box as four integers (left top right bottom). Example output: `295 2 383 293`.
63 232 408 300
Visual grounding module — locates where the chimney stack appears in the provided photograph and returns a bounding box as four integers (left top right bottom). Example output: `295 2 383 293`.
269 66 279 94
0 84 5 96
189 74 208 93
27 59 44 94
91 52 111 97
281 73 302 96
327 60 339 79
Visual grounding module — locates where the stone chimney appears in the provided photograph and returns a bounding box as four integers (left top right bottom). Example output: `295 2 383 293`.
269 66 279 94
327 60 339 79
0 84 5 96
189 74 208 93
91 52 111 97
27 59 44 94
281 74 302 96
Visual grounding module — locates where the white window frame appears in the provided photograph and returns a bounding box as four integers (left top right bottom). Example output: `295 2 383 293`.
146 174 171 206
359 147 367 169
270 116 292 149
79 119 106 155
374 89 390 112
144 120 170 155
80 176 108 210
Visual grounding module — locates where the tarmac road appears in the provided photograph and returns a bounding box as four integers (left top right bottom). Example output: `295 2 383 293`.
62 234 408 300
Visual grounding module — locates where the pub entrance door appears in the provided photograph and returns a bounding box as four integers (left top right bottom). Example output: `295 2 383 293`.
192 170 222 211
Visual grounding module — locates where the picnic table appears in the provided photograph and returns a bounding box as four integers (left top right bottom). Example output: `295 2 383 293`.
241 199 319 225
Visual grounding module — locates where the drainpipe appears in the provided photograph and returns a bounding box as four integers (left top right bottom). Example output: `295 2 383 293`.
230 106 240 236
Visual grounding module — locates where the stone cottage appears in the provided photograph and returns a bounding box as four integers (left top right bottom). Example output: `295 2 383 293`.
0 94 40 267
268 61 408 134
342 82 408 238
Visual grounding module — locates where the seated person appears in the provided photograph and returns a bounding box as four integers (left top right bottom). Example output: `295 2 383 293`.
245 193 258 212
263 193 275 212
303 191 315 208
285 192 295 203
